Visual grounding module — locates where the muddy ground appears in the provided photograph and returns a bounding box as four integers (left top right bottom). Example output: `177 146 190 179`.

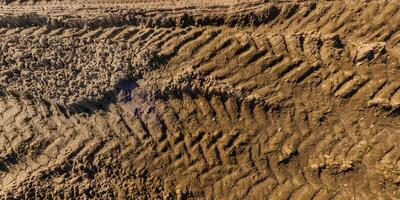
1 0 400 199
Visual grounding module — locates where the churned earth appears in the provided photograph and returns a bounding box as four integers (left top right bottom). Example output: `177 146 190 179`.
1 0 400 199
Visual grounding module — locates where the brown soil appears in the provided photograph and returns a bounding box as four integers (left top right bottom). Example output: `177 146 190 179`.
1 0 400 199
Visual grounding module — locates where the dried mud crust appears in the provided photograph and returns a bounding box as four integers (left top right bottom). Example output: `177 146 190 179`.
1 0 400 199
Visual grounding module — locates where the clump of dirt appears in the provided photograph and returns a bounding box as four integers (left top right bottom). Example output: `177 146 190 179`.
161 71 241 99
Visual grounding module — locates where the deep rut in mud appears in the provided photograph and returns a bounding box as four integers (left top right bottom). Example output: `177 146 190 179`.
1 0 400 199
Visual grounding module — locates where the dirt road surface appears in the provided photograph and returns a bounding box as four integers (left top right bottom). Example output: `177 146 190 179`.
1 0 400 199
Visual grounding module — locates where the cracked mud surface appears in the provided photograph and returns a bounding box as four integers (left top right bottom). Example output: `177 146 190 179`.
1 0 400 199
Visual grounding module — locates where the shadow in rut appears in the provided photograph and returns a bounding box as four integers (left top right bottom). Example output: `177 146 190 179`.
65 78 138 115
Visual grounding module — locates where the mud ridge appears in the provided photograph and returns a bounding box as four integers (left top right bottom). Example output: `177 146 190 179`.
0 3 311 28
